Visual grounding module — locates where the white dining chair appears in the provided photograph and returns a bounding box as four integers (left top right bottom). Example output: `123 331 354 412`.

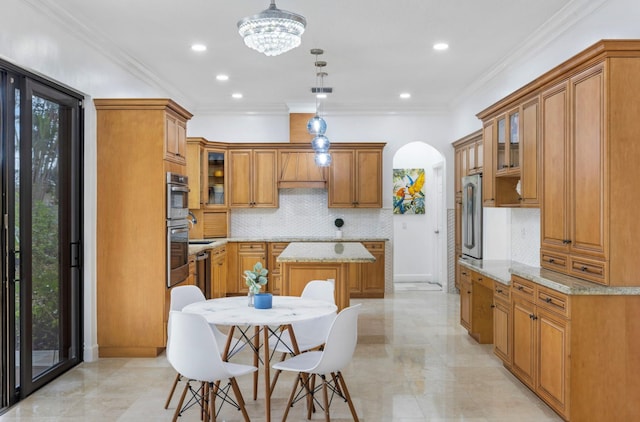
269 280 337 393
164 285 246 409
167 311 257 421
272 303 361 421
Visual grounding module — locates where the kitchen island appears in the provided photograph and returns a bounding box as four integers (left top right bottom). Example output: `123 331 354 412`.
277 242 375 311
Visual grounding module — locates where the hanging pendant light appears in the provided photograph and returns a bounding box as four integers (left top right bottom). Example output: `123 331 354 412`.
307 115 327 135
314 152 332 167
237 0 307 57
311 135 330 152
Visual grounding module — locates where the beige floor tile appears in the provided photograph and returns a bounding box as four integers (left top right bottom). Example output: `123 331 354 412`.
0 291 563 421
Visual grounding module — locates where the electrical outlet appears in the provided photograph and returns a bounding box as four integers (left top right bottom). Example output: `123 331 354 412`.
521 227 526 238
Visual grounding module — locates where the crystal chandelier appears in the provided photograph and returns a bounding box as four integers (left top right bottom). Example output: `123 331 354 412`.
237 0 307 57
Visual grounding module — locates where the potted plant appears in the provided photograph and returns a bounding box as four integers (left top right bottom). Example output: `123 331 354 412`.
244 262 268 307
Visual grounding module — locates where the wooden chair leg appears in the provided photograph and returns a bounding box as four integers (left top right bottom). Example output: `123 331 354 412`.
253 326 260 400
230 377 251 422
269 352 287 395
173 381 190 422
336 372 359 422
321 375 331 422
208 382 217 422
306 374 315 419
282 374 301 422
164 372 181 409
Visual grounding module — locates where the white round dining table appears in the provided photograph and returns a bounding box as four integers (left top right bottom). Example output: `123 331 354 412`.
182 295 337 422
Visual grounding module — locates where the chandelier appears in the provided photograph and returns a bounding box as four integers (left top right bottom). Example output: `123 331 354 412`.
237 0 307 57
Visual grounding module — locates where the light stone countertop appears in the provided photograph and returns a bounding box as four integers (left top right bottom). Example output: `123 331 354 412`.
458 256 640 296
277 242 376 263
187 237 388 256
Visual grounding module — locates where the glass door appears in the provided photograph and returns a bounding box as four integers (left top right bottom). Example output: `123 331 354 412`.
4 74 82 403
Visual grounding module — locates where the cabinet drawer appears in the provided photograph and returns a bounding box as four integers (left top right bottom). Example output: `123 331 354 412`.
511 275 535 299
540 251 569 272
536 286 570 318
212 246 226 257
459 267 472 283
569 256 607 285
238 242 266 252
473 272 494 290
494 283 510 301
363 241 385 251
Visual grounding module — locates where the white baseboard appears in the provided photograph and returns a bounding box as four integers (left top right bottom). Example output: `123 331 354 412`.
394 274 433 283
83 344 99 362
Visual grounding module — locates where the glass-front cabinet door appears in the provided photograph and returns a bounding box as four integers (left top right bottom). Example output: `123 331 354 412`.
203 148 226 207
495 109 520 175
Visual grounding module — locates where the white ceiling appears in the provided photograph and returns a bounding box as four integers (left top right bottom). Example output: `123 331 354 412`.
44 0 575 114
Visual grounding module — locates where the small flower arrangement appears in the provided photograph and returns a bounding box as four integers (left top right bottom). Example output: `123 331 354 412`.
244 261 268 294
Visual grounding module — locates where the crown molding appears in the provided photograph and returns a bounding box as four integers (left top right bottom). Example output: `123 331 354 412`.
450 0 610 109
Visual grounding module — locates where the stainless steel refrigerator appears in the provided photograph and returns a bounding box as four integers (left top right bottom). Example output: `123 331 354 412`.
462 174 482 259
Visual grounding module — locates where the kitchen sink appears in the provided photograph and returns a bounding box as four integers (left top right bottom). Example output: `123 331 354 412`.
188 240 215 245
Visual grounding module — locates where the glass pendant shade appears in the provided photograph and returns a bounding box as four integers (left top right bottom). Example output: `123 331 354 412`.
237 1 306 57
314 152 332 167
311 135 330 153
307 115 327 135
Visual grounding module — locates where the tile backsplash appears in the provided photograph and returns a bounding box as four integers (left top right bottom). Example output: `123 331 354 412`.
231 189 391 239
510 208 540 267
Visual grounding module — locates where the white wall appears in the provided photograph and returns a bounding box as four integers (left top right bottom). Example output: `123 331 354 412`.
391 142 445 284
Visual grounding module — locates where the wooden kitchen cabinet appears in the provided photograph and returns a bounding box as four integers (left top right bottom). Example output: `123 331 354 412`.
482 121 496 206
328 145 384 208
268 242 289 295
351 241 385 298
492 283 511 367
228 148 278 208
458 268 494 343
226 242 267 294
510 276 570 419
459 271 472 331
95 98 192 357
165 111 188 165
210 245 227 298
540 65 608 284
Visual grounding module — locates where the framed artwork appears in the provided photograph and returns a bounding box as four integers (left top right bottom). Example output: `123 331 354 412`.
393 168 425 214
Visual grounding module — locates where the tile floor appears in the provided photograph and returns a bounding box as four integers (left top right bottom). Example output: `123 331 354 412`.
0 291 562 421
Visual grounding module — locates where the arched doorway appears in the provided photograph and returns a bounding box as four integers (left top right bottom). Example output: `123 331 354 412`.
392 142 447 291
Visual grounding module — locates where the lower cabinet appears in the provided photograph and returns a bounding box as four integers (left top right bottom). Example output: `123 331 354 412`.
351 241 385 298
268 242 289 295
511 275 569 419
226 242 267 295
211 245 227 298
224 241 385 298
459 267 494 344
492 283 511 367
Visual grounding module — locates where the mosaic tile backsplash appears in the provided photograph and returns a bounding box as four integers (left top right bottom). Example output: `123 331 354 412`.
510 208 541 267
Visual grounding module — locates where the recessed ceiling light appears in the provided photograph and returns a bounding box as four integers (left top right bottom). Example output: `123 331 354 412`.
433 42 449 51
232 93 243 99
216 74 229 81
191 44 207 52
400 93 411 99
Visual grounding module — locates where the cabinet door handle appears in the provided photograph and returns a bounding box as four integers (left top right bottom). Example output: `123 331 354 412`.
545 297 552 303
496 289 503 293
549 258 555 263
467 291 471 294
517 286 524 291
491 304 496 309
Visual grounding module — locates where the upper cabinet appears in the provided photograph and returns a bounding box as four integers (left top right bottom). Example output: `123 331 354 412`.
228 147 278 208
328 144 385 208
478 40 640 287
164 107 191 165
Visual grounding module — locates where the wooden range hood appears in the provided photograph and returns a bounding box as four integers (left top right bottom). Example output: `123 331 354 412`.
279 113 327 189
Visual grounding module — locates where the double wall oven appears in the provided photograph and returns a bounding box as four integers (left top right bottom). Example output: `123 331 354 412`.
166 172 190 288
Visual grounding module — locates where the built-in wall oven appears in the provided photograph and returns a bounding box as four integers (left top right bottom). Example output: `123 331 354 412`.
166 172 190 287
